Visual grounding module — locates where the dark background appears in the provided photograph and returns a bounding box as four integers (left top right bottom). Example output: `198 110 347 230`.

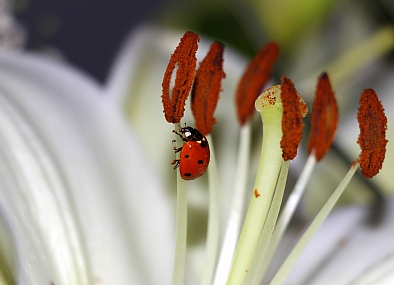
15 1 167 83
14 0 394 84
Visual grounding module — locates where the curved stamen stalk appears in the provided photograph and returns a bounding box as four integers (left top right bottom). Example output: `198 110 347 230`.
260 72 338 279
259 153 316 279
269 88 387 285
215 42 279 285
202 134 220 285
213 123 251 285
172 125 188 285
227 77 306 284
190 41 225 285
161 31 200 285
298 25 394 95
244 159 290 285
269 160 360 285
227 85 284 285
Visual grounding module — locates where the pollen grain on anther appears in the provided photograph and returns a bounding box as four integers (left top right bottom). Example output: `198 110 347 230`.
280 76 305 161
308 72 338 161
191 41 225 135
162 31 200 124
357 88 388 178
236 42 279 125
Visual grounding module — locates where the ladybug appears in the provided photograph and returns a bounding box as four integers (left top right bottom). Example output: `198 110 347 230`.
172 126 210 180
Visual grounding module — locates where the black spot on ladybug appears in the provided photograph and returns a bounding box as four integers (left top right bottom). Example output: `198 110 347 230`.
198 160 204 164
185 154 190 158
184 173 192 177
200 141 208 148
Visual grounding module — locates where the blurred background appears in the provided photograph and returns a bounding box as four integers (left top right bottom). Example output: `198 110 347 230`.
7 0 394 215
13 0 168 82
12 0 394 82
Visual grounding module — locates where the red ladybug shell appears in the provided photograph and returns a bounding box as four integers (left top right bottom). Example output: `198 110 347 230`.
179 140 210 180
174 126 210 180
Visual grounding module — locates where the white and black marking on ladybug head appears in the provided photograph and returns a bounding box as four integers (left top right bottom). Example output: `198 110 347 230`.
179 126 205 141
172 125 210 180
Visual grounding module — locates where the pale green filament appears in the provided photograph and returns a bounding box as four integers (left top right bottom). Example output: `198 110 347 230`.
226 86 284 285
259 153 317 279
214 123 251 285
201 134 220 285
299 25 394 95
244 159 290 285
171 125 188 285
0 225 15 285
269 159 360 285
0 252 15 285
326 25 394 88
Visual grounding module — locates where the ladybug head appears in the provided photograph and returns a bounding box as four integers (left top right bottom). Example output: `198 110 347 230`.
180 126 205 142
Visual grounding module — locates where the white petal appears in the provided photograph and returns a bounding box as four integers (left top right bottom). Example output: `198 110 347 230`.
286 198 394 285
0 52 173 285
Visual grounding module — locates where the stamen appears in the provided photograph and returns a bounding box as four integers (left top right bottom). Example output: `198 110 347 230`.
191 41 225 135
192 42 225 284
270 88 388 285
227 84 287 285
357 88 388 178
280 76 307 161
235 42 279 125
308 72 339 161
162 31 200 123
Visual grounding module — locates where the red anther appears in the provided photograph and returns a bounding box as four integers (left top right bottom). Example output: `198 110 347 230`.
308 72 339 161
280 77 305 161
191 41 225 135
162 31 200 123
357 89 387 178
235 42 279 125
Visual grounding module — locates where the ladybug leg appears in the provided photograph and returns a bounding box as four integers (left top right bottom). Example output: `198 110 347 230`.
174 146 183 153
172 130 188 142
171 159 180 169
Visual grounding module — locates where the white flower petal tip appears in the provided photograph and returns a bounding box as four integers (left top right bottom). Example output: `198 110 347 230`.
286 198 394 285
0 51 173 285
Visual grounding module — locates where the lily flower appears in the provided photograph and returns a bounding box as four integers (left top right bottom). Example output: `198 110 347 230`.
1 2 394 285
106 24 392 285
0 51 173 284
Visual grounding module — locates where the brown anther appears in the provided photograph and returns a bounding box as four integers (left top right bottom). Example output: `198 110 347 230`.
191 41 225 135
357 89 388 178
280 77 305 161
235 42 279 125
162 31 200 123
308 72 339 161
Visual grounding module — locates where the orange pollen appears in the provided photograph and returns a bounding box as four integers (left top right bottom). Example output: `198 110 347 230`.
308 72 339 161
191 41 226 135
162 31 200 124
357 88 388 178
254 189 260 198
235 42 279 125
280 77 305 161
